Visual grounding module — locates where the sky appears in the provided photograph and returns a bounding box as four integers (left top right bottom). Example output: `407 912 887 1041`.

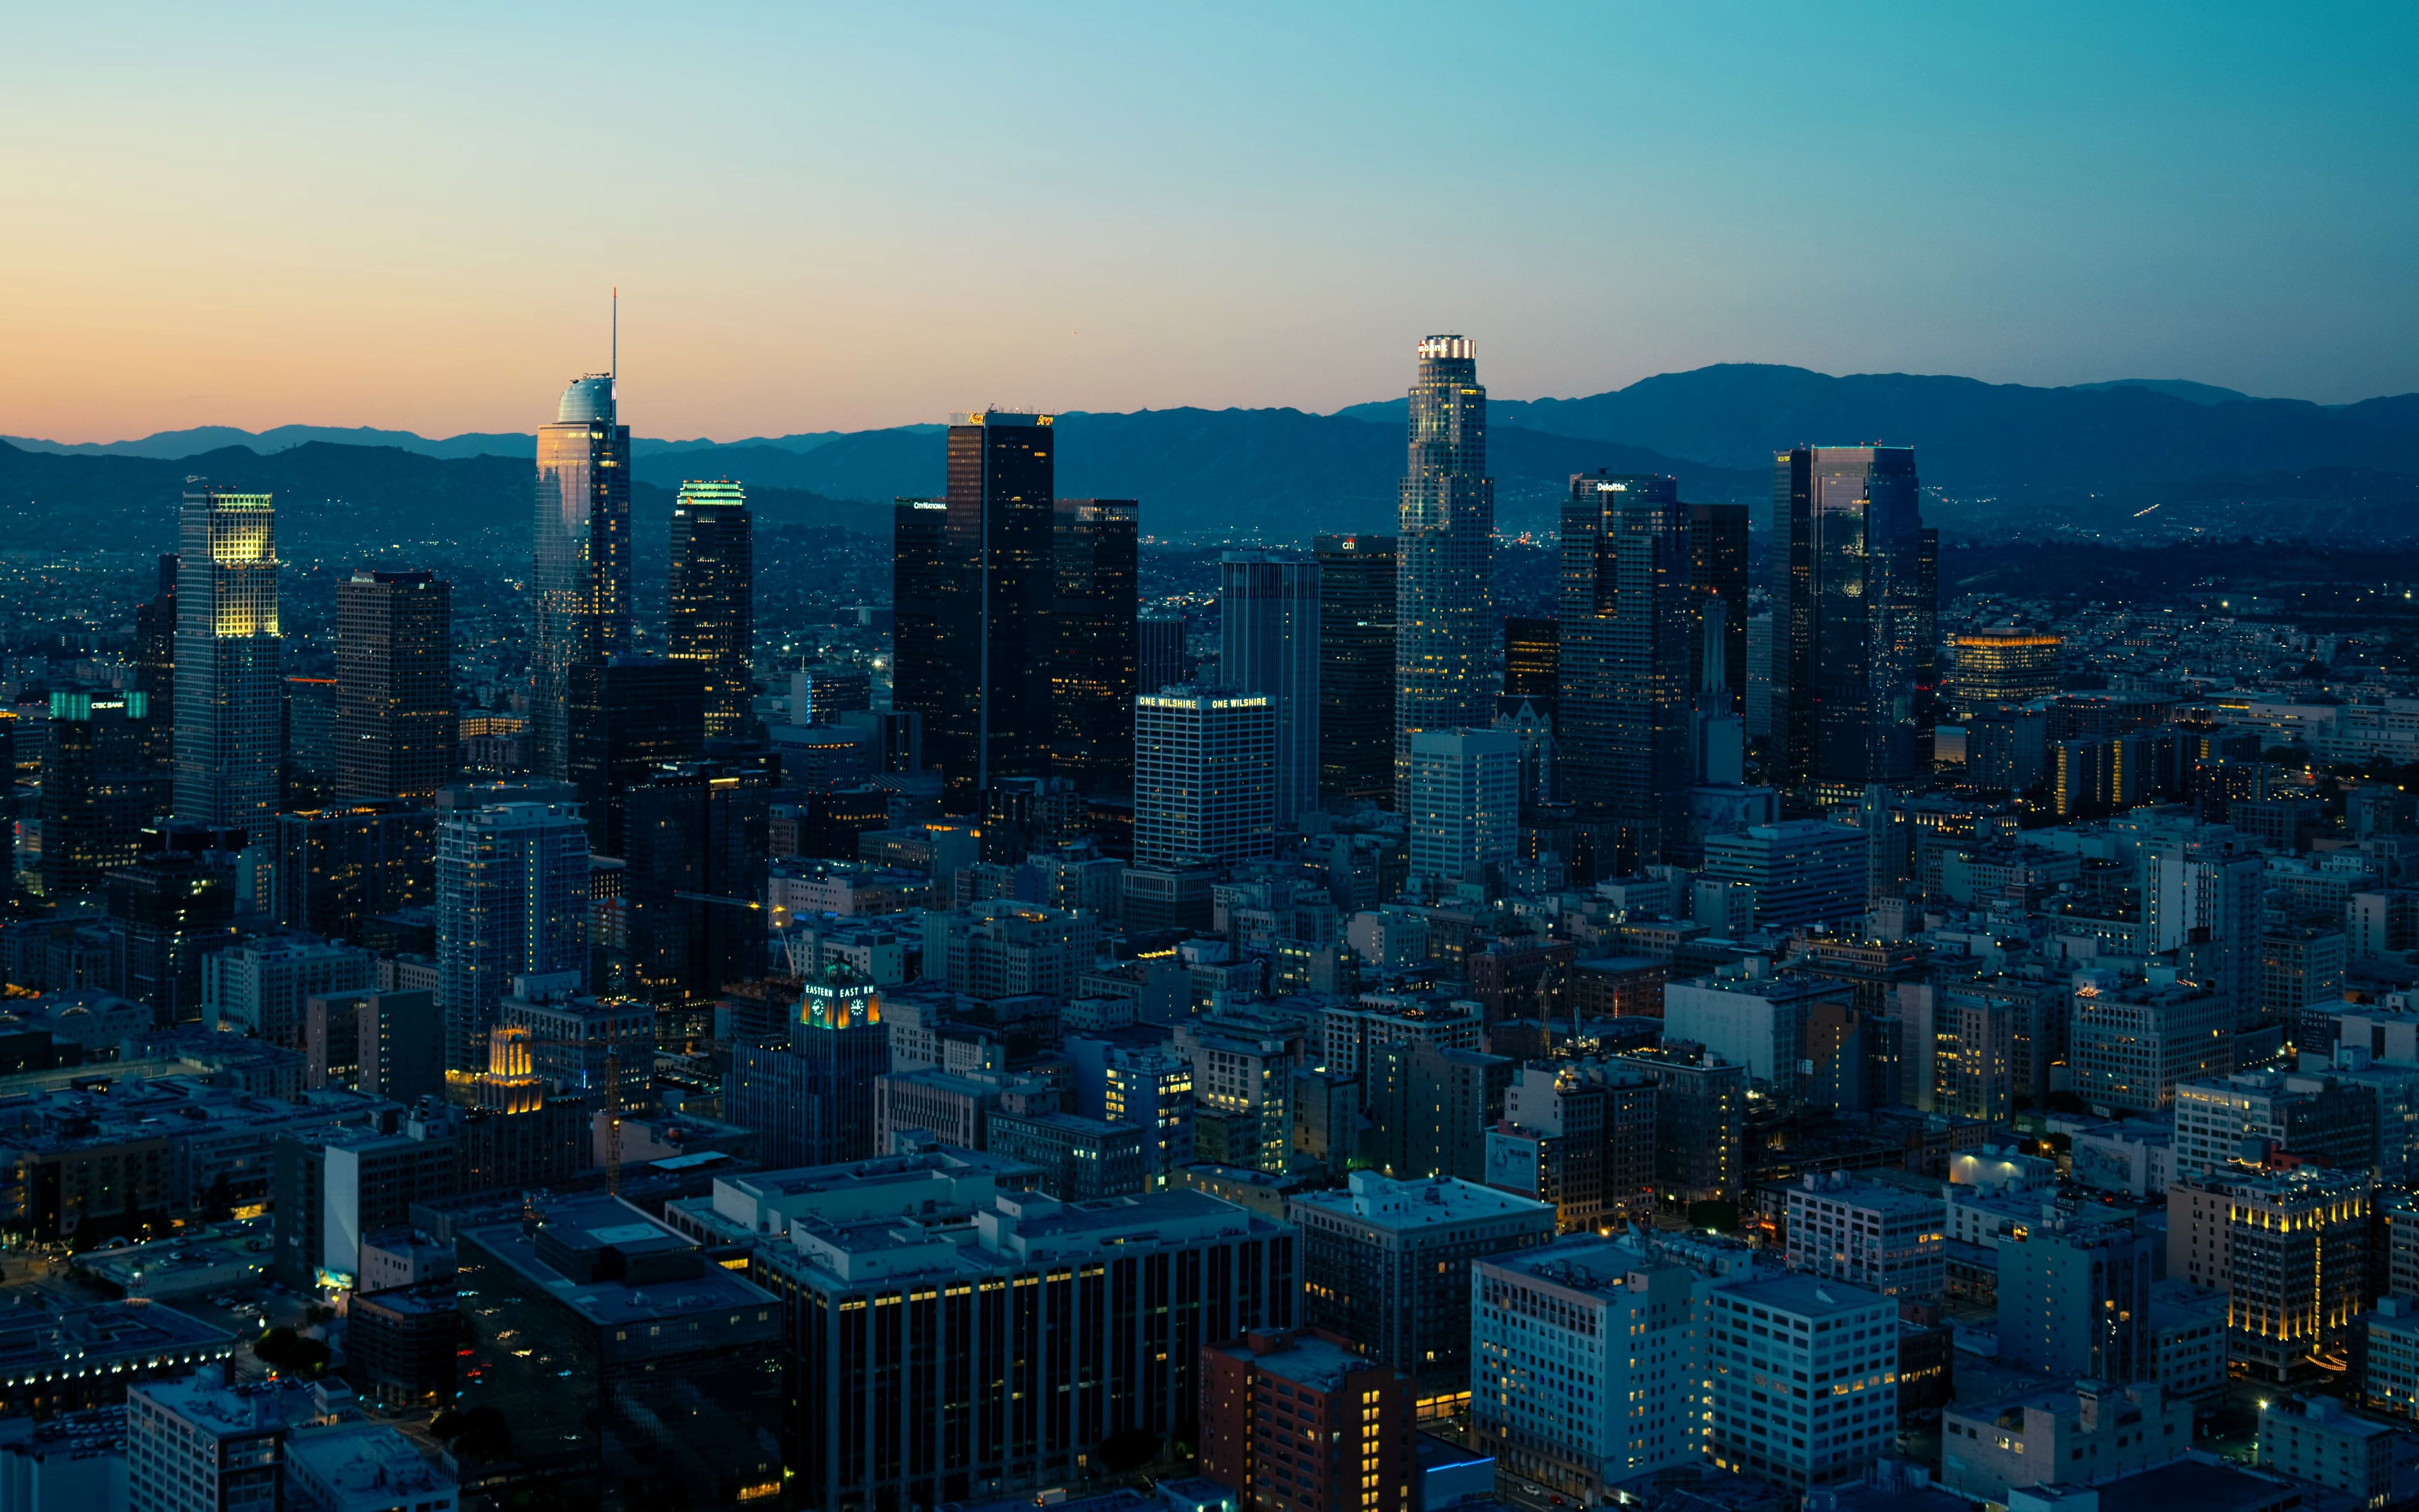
6 3 2414 441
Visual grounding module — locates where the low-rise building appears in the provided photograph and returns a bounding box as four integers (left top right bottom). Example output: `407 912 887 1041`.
2353 1294 2419 1419
0 1299 236 1420
1940 1381 2189 1503
1199 1329 1419 1512
2146 1280 2229 1400
282 1421 456 1512
2256 1396 2396 1508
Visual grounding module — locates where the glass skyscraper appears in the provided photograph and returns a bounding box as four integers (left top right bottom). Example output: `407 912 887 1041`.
173 487 282 827
435 799 591 1074
531 374 631 779
1767 447 1937 803
1051 498 1139 794
1394 336 1494 801
336 569 453 802
1219 550 1322 827
1314 533 1396 807
667 479 754 739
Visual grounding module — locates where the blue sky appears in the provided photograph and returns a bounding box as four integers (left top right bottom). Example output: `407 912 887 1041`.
6 2 2412 438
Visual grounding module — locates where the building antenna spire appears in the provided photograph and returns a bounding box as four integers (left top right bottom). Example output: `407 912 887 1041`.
611 286 618 381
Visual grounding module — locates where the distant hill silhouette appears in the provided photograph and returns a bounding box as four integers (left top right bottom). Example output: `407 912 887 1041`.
10 363 2419 545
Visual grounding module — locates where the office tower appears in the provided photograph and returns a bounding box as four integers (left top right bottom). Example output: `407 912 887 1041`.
1558 474 1697 860
335 570 452 802
724 967 892 1166
455 1195 782 1507
1290 1172 1554 1390
1766 446 1936 803
531 373 632 778
752 1172 1297 1512
1394 337 1494 798
204 937 376 1050
134 553 177 775
333 987 444 1102
1200 1329 1418 1512
1365 1040 1515 1182
282 675 340 803
2144 826 2265 1028
434 800 589 1074
1172 1018 1297 1173
619 761 771 1011
790 666 871 726
40 689 161 895
667 479 754 739
1473 1239 1705 1497
1697 820 1866 930
173 486 282 826
1136 611 1189 696
1704 1275 1899 1493
2167 1164 2369 1381
1950 628 2062 716
2069 970 2230 1113
1784 1174 1947 1300
1219 551 1321 826
1502 615 1558 712
1134 688 1275 867
1613 1044 1746 1205
1052 498 1139 792
107 847 237 1024
890 412 1056 808
566 656 706 855
271 799 438 943
1315 534 1397 807
1492 1062 1659 1232
1688 503 1750 711
1405 728 1519 886
1996 1216 2153 1382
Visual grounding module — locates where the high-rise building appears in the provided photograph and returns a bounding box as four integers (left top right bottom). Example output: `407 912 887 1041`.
892 413 1057 808
173 487 282 826
1783 1174 1948 1301
1502 615 1559 713
566 656 706 856
1614 1044 1747 1205
1220 551 1322 827
40 689 162 896
1995 1215 2153 1382
270 800 437 944
282 675 341 804
1557 474 1697 860
1766 447 1936 804
1289 1172 1556 1393
434 800 590 1074
1394 337 1494 799
724 967 891 1167
1697 821 1867 930
1489 1061 1658 1232
667 479 753 739
107 845 237 1024
1200 1328 1417 1512
531 374 632 779
789 666 871 726
1688 503 1751 712
335 569 452 802
1137 611 1190 696
1134 688 1275 867
134 553 177 777
1315 534 1397 808
1052 498 1139 793
1365 1041 1515 1183
619 761 771 1012
1405 728 1519 886
2167 1163 2371 1381
204 938 377 1050
1950 628 2063 716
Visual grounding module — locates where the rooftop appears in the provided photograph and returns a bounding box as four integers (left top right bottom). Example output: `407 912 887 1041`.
1289 1172 1554 1230
286 1421 452 1498
1711 1272 1891 1320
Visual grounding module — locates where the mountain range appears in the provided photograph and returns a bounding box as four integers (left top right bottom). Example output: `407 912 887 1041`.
7 363 2417 550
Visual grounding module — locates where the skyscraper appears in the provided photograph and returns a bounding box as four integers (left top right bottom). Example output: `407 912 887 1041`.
1688 503 1750 713
1219 551 1321 827
1767 447 1936 803
134 553 177 778
566 658 706 856
1406 728 1521 886
1051 498 1138 793
619 761 770 1014
1134 689 1275 867
42 690 163 896
892 412 1056 809
531 374 632 779
336 570 453 802
435 800 590 1074
174 486 282 827
1394 336 1494 800
1558 474 1697 862
667 480 753 739
1501 615 1559 713
723 967 891 1167
1315 533 1397 807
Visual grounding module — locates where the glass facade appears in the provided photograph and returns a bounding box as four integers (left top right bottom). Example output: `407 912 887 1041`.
173 488 282 827
1314 533 1397 807
335 569 453 802
531 374 632 779
1049 498 1138 794
1393 336 1495 801
1559 474 1696 861
667 479 754 739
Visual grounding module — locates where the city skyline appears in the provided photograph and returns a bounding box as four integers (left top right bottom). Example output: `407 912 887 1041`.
6 7 2415 445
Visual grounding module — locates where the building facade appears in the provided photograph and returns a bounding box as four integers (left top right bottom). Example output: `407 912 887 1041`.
1393 337 1494 801
174 488 282 827
334 570 452 802
666 479 754 739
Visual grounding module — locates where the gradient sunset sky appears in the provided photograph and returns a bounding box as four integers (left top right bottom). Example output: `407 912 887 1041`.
9 3 2414 441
